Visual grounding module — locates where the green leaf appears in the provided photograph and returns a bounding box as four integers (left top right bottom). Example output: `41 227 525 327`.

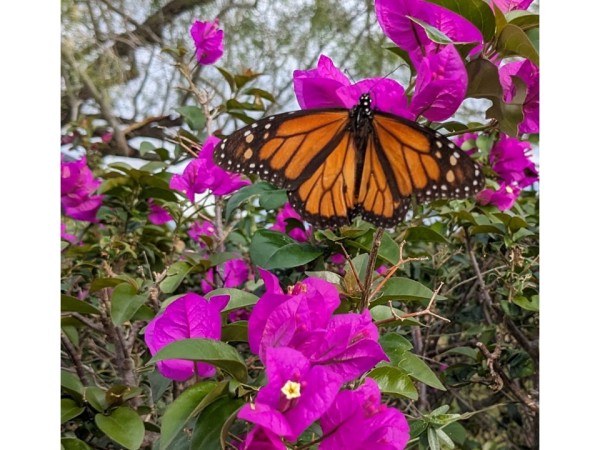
430 405 450 416
175 106 206 131
443 422 468 445
442 346 480 360
258 189 288 210
90 276 138 292
61 398 85 423
61 438 92 450
111 283 147 326
85 386 109 412
159 381 218 450
348 230 400 265
376 277 445 303
435 428 456 450
205 288 259 312
497 24 539 66
95 406 145 450
304 270 344 286
428 427 441 450
406 16 455 44
405 226 449 243
369 305 423 327
221 321 248 343
379 332 414 354
492 2 508 35
61 371 84 398
249 230 322 269
159 261 193 294
243 88 276 102
508 12 539 30
428 0 496 41
513 295 539 312
190 396 245 450
61 295 101 315
225 99 265 112
398 352 447 390
225 182 278 219
148 338 248 382
368 366 418 400
216 67 236 91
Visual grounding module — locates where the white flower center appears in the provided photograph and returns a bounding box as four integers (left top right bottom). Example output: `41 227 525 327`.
281 380 301 400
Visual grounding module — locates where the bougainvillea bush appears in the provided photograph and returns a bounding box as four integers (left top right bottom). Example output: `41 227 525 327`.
61 2 539 449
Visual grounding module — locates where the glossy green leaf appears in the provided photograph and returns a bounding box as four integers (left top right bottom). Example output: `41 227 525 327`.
348 230 400 265
148 338 248 382
206 288 258 312
226 99 265 112
368 366 418 400
369 305 423 327
95 406 145 450
513 295 539 312
61 438 92 450
398 351 446 390
159 261 193 294
304 270 344 286
407 16 455 44
61 398 85 423
190 396 245 450
508 12 539 30
376 277 446 303
85 386 109 412
159 381 218 450
428 427 441 450
243 87 276 102
497 24 539 66
405 226 449 243
436 428 456 449
428 0 496 41
90 277 135 292
61 370 84 397
492 2 508 35
111 283 147 326
379 332 414 354
61 295 101 315
258 189 288 210
443 422 468 445
225 182 279 220
250 230 322 269
442 346 479 360
175 106 206 131
216 67 236 91
221 321 248 343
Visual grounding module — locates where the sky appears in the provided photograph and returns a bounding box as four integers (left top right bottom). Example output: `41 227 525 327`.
2 1 599 447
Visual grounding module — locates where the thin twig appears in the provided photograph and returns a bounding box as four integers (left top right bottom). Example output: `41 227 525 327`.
61 333 89 385
376 283 450 325
359 227 385 311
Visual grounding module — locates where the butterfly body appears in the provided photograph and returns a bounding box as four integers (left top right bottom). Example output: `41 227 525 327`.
214 93 484 228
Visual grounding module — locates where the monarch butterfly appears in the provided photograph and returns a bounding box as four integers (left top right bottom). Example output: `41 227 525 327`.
214 93 484 228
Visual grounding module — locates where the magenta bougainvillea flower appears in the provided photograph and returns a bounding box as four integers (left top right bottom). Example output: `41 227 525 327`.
293 54 412 118
329 253 346 265
270 202 312 242
492 0 534 13
490 135 538 189
409 44 468 121
190 19 224 65
320 378 410 450
238 347 344 441
248 270 388 383
61 223 78 244
169 136 249 201
144 293 229 381
200 258 250 293
294 53 465 121
147 199 173 225
499 59 539 134
375 0 482 64
189 220 216 248
61 156 104 222
477 182 522 211
241 426 285 450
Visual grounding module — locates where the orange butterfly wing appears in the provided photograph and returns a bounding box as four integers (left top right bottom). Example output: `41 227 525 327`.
214 98 484 228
